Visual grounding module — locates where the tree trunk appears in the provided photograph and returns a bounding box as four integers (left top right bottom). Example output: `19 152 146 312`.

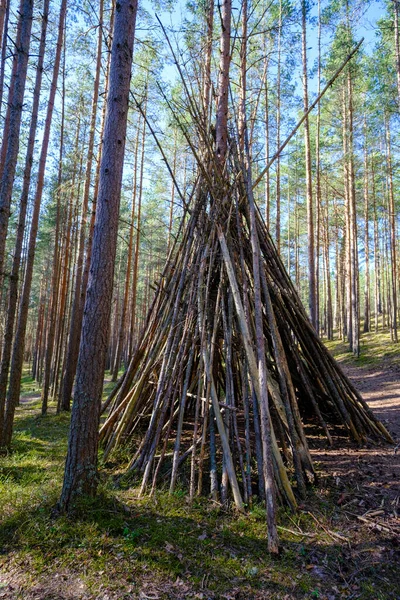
275 0 282 252
301 0 316 331
0 0 49 433
41 36 67 415
53 151 83 403
315 0 322 335
0 0 33 285
215 0 231 165
363 119 370 333
0 0 7 77
347 69 359 356
0 0 9 124
112 115 140 381
372 155 381 332
385 116 398 342
59 0 138 510
264 48 270 229
238 0 247 153
59 0 104 410
202 0 213 120
128 93 147 354
1 0 67 450
394 0 400 108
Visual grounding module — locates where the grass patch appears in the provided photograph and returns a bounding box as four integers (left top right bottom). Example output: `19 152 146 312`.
324 329 400 367
19 369 41 400
0 378 399 598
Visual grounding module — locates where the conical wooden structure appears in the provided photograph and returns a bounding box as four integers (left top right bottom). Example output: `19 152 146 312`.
99 14 392 551
100 130 392 507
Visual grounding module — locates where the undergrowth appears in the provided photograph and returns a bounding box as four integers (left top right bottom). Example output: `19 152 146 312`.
0 365 399 599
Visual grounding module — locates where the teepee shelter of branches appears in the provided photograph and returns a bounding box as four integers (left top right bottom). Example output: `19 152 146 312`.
100 8 392 553
100 123 393 552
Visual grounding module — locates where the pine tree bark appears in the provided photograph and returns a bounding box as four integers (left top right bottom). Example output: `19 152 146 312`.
0 0 10 123
385 117 398 342
0 0 7 70
41 39 67 415
1 0 67 449
275 0 282 252
394 0 400 108
0 0 49 432
363 119 370 333
59 0 138 510
301 0 316 331
215 0 231 165
59 0 108 411
315 0 322 335
0 0 33 285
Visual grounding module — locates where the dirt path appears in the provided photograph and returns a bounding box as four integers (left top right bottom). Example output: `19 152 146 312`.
344 360 400 442
311 357 400 514
308 358 400 597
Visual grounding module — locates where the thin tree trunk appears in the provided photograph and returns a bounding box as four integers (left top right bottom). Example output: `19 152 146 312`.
238 0 247 154
0 0 9 124
275 0 282 252
347 69 359 355
0 0 7 76
394 0 400 108
202 0 213 120
112 117 140 381
363 118 370 333
41 34 67 415
301 0 316 331
167 132 177 254
0 0 33 285
385 116 398 342
371 155 380 332
264 48 270 228
53 151 83 403
215 0 231 165
129 93 147 353
315 0 322 334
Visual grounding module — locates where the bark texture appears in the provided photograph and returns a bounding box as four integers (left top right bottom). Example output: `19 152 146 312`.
59 0 104 410
59 0 138 510
1 0 67 449
0 0 49 433
0 0 33 284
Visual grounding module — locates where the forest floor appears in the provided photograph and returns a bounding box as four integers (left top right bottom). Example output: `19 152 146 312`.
0 332 399 600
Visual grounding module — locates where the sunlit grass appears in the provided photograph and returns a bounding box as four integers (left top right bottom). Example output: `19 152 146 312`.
324 328 400 366
0 362 399 598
